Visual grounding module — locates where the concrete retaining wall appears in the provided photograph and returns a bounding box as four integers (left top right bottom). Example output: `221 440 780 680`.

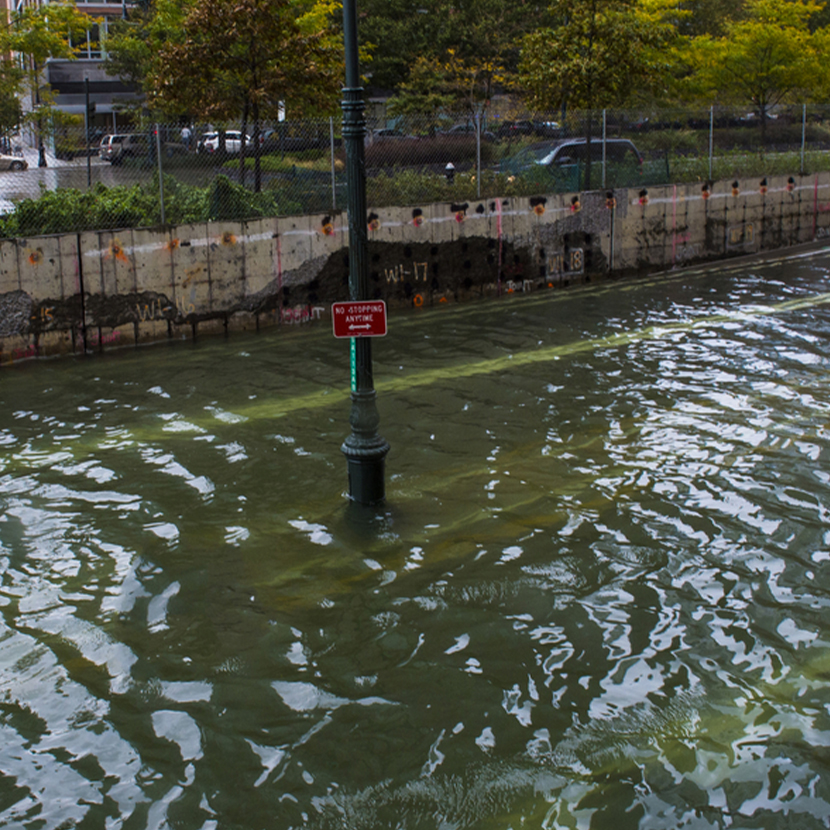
2 172 829 365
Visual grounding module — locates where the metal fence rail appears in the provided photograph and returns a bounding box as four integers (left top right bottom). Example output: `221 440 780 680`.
2 104 830 237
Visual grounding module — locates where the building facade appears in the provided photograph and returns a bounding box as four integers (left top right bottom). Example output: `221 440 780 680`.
4 0 142 143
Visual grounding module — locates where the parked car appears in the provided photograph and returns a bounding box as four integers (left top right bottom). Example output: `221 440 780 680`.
496 120 561 139
99 133 150 164
197 131 250 155
0 152 27 171
539 137 643 167
257 128 337 154
501 137 645 189
505 137 643 170
441 123 497 141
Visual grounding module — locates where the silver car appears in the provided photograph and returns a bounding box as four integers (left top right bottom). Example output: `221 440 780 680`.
0 152 27 171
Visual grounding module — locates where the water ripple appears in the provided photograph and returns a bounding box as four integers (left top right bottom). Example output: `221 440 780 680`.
2 258 830 828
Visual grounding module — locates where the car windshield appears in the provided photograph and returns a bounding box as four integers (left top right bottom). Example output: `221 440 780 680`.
509 144 559 165
540 142 638 165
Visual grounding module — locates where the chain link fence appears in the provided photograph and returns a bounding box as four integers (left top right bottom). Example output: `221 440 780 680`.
3 104 830 238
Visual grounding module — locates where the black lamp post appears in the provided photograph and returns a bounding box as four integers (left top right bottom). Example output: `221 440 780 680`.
340 0 389 505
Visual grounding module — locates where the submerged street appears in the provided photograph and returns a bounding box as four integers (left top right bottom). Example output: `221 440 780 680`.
1 251 829 828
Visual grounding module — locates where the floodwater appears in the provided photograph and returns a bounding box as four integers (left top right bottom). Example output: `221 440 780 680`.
1 251 830 830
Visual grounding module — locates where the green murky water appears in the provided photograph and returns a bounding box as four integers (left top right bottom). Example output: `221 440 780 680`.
1 252 830 829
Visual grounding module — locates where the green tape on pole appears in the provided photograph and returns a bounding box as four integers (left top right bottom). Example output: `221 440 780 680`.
350 337 357 393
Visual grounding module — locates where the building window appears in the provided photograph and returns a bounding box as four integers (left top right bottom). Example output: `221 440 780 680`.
71 22 103 59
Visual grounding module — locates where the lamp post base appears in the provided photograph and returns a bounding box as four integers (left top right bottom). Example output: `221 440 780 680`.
342 437 390 506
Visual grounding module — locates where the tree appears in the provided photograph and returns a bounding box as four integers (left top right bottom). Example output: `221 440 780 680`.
680 0 827 130
356 0 439 91
677 0 746 36
518 0 683 187
0 1 94 166
0 61 24 142
103 0 189 102
360 0 540 95
386 55 456 128
518 0 684 114
388 48 505 127
147 0 343 191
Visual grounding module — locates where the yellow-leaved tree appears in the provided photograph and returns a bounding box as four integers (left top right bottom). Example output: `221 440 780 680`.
680 0 828 135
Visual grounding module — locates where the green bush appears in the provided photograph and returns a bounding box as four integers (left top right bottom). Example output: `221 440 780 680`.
1 182 159 236
0 173 298 238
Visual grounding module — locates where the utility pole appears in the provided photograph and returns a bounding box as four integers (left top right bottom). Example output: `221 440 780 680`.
340 0 389 505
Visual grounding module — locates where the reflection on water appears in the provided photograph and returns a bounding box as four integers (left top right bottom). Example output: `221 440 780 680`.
1 256 830 829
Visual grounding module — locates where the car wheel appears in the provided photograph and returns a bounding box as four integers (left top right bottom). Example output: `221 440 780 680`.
10 160 25 171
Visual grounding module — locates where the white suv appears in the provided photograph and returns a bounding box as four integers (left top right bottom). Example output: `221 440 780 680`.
99 133 149 164
197 131 249 155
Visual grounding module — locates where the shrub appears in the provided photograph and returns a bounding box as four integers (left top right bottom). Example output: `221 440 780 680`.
0 174 299 238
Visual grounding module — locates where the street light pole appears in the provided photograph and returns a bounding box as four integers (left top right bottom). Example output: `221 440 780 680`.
340 0 389 505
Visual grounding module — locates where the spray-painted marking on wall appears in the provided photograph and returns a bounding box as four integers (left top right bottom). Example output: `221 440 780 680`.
504 280 534 293
11 345 37 361
31 307 54 324
135 297 195 321
674 244 702 263
384 262 429 284
87 330 123 347
280 306 326 325
547 249 585 277
727 223 755 249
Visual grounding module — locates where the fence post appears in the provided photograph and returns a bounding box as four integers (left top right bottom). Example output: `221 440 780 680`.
801 104 807 176
709 106 714 182
475 112 482 198
84 78 92 189
330 116 337 211
155 123 165 226
601 109 607 189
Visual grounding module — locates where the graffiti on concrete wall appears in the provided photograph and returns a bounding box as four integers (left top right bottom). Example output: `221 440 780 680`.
135 297 196 322
546 249 585 279
0 290 33 338
3 174 828 363
384 262 429 284
727 223 755 250
280 306 326 325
